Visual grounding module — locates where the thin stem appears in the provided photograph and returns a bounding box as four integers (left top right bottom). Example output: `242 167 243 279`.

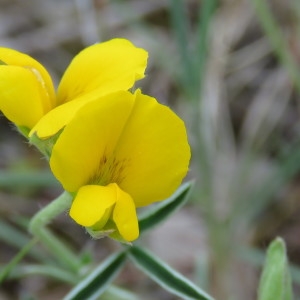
29 191 81 272
0 237 38 283
0 220 49 263
37 227 81 272
29 191 72 231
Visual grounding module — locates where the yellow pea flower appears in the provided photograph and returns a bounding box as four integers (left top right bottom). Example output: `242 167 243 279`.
49 90 191 242
0 39 147 135
0 48 56 130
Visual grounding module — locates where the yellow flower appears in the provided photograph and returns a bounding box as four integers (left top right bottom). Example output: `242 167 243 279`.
0 48 55 130
0 39 147 135
50 90 190 242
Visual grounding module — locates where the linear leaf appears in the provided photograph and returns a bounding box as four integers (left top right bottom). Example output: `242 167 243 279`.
0 220 49 263
138 181 193 234
64 251 127 300
0 170 58 189
101 285 138 300
8 264 78 284
0 238 38 283
129 246 213 300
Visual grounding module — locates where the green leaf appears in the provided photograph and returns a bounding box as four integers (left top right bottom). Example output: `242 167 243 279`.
138 181 193 233
129 246 214 300
101 286 138 300
0 220 49 263
0 170 58 189
7 264 78 284
0 238 38 283
258 237 294 300
63 251 127 300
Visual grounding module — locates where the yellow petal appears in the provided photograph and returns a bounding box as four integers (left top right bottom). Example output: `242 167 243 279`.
57 38 148 104
69 184 116 227
30 94 92 139
49 91 135 192
50 89 190 206
0 66 48 128
116 90 191 206
0 47 56 107
112 183 139 242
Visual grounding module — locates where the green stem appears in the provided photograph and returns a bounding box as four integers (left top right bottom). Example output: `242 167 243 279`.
0 237 38 283
29 191 72 230
29 191 81 272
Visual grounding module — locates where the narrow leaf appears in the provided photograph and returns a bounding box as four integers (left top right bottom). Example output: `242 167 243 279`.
64 251 127 300
101 285 138 300
0 170 58 189
0 220 49 263
8 264 78 284
138 181 193 233
129 246 213 300
0 237 38 283
258 237 293 300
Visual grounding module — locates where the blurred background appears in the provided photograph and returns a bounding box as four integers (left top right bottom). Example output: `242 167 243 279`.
0 0 300 299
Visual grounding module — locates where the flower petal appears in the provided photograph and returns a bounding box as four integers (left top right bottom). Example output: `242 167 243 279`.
49 91 135 192
115 90 191 206
112 183 139 242
0 47 56 107
30 94 92 139
0 66 49 128
70 184 116 227
57 38 148 104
